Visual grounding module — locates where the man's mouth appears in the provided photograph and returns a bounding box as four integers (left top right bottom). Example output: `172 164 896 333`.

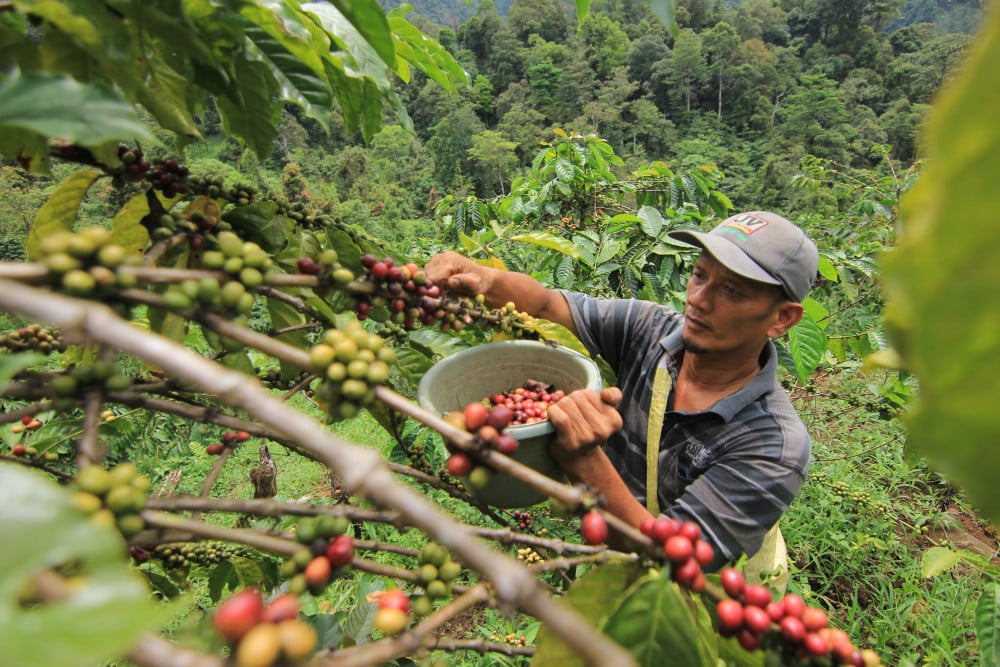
685 313 710 331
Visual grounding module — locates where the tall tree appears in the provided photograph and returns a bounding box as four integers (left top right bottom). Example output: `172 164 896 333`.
507 0 572 44
702 21 741 119
468 129 520 195
578 14 632 80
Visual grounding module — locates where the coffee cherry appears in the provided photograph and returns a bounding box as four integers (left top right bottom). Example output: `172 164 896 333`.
276 619 317 661
743 583 773 609
446 452 472 476
801 605 828 632
716 599 744 632
487 405 513 431
719 567 745 599
782 593 805 619
296 257 320 275
379 589 411 614
373 607 409 635
581 510 608 545
206 443 224 455
12 444 27 457
304 556 331 589
463 402 489 431
325 534 355 567
494 432 518 455
213 588 264 644
651 517 679 543
742 604 771 635
779 615 806 642
663 535 693 563
260 593 300 624
234 622 281 667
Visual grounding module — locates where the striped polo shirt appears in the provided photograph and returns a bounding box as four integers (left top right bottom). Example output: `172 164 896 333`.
562 292 811 569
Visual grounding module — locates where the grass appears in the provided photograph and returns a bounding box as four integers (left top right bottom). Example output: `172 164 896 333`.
783 367 995 665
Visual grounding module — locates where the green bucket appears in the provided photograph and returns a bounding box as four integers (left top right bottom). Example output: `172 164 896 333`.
417 340 602 508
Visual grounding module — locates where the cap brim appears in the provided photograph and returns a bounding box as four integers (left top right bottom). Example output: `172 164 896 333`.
669 230 781 287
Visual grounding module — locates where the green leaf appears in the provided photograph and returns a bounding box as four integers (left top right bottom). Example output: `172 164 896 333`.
216 55 282 158
0 71 155 148
0 464 177 667
136 52 202 142
976 583 1000 667
111 193 154 257
0 352 43 387
921 546 964 578
817 254 839 282
25 169 102 260
533 560 642 666
510 231 583 259
387 12 467 92
268 297 311 381
637 206 665 237
879 8 1000 527
241 3 336 124
222 202 291 253
786 312 827 383
600 570 712 667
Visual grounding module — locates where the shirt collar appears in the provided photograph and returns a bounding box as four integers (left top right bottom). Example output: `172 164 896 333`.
658 329 779 421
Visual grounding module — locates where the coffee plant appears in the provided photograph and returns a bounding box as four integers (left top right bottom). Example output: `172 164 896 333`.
0 1 915 666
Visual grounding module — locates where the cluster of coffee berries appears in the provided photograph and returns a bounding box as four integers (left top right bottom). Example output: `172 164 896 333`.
200 230 276 288
295 248 355 288
512 509 533 531
715 567 882 665
281 515 355 595
40 227 141 297
516 547 544 564
206 430 251 455
213 589 317 667
308 321 396 422
118 144 149 182
372 588 412 636
70 462 151 538
147 156 191 198
355 254 441 328
486 380 566 426
151 209 228 245
0 323 64 354
47 360 133 402
490 631 528 647
9 414 44 436
409 541 461 617
153 540 242 570
639 517 713 591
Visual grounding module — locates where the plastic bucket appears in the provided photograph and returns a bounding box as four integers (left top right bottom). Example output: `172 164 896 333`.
417 340 602 507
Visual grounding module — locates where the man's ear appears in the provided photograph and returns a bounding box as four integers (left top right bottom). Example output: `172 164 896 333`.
768 302 804 339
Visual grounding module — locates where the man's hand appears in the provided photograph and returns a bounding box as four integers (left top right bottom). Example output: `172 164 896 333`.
546 387 623 465
425 251 490 297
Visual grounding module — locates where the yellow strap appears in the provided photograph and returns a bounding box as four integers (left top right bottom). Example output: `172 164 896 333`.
645 365 672 516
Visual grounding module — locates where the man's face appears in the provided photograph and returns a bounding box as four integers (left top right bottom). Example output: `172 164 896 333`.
681 253 791 356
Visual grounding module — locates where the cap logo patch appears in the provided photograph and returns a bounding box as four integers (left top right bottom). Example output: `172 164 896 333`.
720 214 769 240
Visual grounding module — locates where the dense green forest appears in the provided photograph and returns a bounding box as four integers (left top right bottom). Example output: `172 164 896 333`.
242 0 981 225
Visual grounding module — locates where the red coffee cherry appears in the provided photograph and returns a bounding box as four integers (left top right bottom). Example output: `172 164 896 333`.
743 604 772 635
325 534 355 567
446 452 472 476
463 402 489 431
663 535 694 563
379 588 411 614
581 510 608 545
719 567 745 599
716 599 744 631
213 588 264 644
743 583 773 609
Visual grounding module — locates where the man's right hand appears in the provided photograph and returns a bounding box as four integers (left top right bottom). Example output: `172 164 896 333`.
425 251 490 297
546 387 623 465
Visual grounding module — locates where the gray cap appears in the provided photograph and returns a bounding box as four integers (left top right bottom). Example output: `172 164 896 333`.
669 211 819 302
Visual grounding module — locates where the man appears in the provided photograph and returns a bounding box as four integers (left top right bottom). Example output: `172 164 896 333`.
425 211 818 572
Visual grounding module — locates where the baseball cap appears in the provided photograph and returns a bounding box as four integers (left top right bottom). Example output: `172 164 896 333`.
668 211 819 302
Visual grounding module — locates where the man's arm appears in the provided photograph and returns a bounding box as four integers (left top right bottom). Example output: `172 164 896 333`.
546 386 656 549
424 251 577 335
